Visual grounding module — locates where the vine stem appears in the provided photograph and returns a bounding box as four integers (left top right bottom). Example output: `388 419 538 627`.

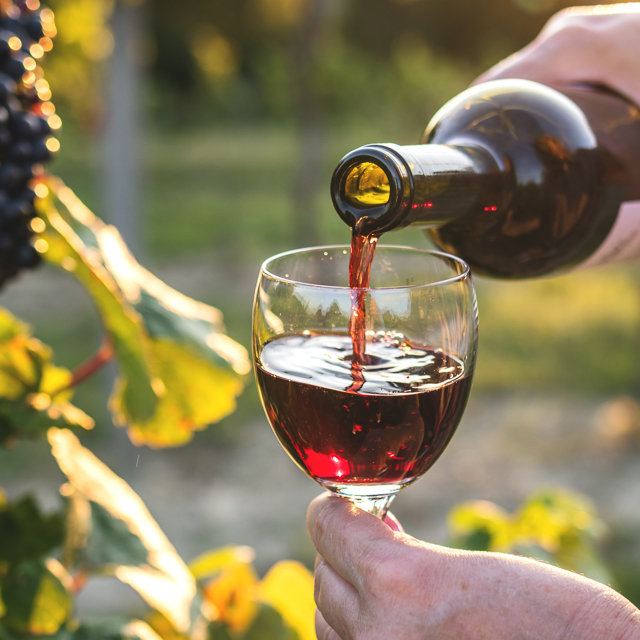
69 337 115 388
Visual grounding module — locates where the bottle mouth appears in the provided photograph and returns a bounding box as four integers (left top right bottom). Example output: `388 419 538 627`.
330 144 414 236
343 162 390 207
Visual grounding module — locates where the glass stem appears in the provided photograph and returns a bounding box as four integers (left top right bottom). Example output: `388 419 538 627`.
341 493 396 519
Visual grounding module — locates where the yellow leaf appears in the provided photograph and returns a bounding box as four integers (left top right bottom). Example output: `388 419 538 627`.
115 340 245 448
203 562 259 634
122 620 165 640
0 309 94 439
189 546 255 580
258 561 316 640
146 611 190 640
28 561 72 635
448 500 513 552
0 584 5 619
48 428 197 632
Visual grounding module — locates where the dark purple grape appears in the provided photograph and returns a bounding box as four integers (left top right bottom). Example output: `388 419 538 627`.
0 128 11 158
10 139 31 160
31 137 49 161
14 243 39 267
38 115 50 135
3 59 25 82
3 19 27 42
0 190 10 210
21 187 35 204
0 30 18 60
9 220 30 241
0 235 14 252
0 75 16 103
5 94 21 117
3 197 32 223
0 1 57 288
25 19 44 41
10 111 40 137
0 163 24 189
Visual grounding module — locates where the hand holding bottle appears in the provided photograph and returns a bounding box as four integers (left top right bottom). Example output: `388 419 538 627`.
475 3 640 104
308 493 640 640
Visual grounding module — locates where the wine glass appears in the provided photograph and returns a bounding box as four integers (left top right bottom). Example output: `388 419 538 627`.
253 245 477 518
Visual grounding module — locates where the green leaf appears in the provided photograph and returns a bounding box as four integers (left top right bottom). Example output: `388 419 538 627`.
0 309 94 445
1 560 72 636
37 178 250 448
0 625 16 640
206 623 235 640
80 501 149 570
242 604 299 640
0 495 64 565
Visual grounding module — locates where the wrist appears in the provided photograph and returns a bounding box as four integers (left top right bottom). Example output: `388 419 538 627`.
567 582 640 640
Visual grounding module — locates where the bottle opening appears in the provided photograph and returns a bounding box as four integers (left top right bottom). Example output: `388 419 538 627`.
343 162 390 207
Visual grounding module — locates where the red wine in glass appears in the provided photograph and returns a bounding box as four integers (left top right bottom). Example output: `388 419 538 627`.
256 332 472 487
253 245 477 517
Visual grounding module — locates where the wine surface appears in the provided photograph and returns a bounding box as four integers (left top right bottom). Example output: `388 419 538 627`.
256 332 472 487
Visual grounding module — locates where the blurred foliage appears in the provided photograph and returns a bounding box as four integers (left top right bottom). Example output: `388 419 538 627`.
44 0 113 128
448 487 615 586
41 0 619 130
473 265 640 393
0 428 316 640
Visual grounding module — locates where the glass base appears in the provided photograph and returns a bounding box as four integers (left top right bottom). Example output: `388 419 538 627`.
318 482 408 519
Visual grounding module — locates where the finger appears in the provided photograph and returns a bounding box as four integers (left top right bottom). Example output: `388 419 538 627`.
384 510 403 533
314 554 359 640
307 493 399 587
315 609 343 640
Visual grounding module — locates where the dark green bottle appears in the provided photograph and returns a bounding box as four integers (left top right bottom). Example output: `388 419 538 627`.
331 79 640 278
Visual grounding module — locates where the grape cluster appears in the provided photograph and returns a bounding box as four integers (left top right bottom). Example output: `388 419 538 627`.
0 0 58 289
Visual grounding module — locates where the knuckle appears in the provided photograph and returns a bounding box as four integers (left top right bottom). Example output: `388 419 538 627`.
359 550 402 599
313 558 330 605
312 502 333 544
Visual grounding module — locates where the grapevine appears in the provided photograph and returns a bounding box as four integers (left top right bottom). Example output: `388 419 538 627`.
0 0 58 288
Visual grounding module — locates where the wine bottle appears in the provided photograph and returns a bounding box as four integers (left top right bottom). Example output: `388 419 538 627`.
330 79 640 278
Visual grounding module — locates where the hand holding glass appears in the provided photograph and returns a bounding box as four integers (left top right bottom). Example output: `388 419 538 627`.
253 246 477 517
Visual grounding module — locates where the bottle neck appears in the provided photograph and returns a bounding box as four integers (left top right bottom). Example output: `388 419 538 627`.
330 143 497 236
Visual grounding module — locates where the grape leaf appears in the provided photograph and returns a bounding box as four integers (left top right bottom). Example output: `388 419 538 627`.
35 188 159 427
0 309 94 445
242 604 299 640
257 562 315 640
48 428 198 633
36 178 250 447
0 495 64 565
115 339 246 448
79 501 149 570
1 559 72 636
